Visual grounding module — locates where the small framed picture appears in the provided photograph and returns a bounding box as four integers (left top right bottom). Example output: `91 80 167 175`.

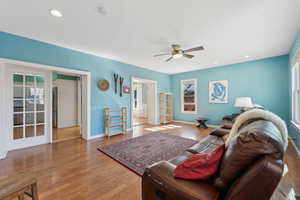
123 86 131 94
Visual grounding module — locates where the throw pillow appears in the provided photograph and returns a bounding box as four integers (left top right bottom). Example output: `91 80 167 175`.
173 144 225 180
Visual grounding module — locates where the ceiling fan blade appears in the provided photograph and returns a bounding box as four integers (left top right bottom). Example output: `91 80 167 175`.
153 53 170 57
165 56 173 62
183 46 204 53
183 54 194 59
172 44 181 51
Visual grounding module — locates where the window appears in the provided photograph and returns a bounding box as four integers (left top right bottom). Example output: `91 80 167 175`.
292 62 300 126
181 79 197 114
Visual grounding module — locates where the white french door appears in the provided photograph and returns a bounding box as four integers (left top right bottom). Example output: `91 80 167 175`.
7 66 51 150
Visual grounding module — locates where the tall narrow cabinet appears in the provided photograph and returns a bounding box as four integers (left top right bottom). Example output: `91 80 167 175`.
160 93 173 124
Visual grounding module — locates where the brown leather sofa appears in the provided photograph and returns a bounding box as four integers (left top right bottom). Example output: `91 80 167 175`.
142 119 285 200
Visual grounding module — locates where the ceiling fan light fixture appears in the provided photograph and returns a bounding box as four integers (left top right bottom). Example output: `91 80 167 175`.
173 54 183 59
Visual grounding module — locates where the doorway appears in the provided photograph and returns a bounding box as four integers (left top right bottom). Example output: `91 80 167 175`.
131 77 158 127
52 73 82 143
0 58 91 154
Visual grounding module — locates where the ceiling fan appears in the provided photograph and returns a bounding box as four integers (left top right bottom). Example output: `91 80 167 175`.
153 44 204 62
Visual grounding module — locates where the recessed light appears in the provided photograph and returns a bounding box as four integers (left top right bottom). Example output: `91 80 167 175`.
245 55 250 58
50 9 63 18
213 61 219 64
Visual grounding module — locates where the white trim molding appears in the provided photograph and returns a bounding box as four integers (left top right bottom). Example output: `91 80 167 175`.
173 120 220 128
180 79 198 114
291 120 300 132
88 128 132 140
291 48 300 67
131 77 159 127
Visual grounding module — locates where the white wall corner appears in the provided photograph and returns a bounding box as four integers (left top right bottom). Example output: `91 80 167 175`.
0 151 7 160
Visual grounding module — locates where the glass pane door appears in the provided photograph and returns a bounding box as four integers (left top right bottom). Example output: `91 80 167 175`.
13 74 45 140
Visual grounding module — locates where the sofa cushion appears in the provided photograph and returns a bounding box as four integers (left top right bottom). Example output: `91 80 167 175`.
210 128 230 138
173 144 225 180
169 151 194 166
214 120 283 189
187 135 224 154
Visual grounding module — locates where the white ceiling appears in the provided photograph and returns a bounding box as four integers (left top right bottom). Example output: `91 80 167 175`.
1 0 300 74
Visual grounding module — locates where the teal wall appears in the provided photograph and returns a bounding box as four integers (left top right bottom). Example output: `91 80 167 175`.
170 55 290 125
289 30 300 149
0 32 171 136
0 31 293 142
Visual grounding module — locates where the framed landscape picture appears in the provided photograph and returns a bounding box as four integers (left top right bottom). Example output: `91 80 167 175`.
181 79 197 114
209 80 228 103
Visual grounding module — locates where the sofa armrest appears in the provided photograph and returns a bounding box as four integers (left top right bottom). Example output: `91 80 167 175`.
142 161 219 200
210 128 230 138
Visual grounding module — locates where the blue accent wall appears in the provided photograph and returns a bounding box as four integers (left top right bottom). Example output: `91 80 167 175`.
171 56 290 125
0 32 171 136
0 31 293 143
289 30 300 149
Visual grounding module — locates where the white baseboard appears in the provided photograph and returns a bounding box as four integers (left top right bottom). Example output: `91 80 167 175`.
172 120 197 125
0 151 7 160
88 134 105 140
172 120 220 128
207 124 221 128
88 128 132 140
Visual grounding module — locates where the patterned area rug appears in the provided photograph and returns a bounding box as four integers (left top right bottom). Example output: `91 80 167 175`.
98 133 198 175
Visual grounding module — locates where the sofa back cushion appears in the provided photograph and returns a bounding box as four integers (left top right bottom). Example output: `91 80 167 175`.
224 156 283 200
214 120 283 189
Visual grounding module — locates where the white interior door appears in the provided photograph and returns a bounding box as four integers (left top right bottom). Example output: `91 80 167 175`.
80 75 88 140
6 65 51 150
147 83 156 125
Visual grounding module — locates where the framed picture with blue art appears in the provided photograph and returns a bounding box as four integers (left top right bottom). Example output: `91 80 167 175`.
209 80 228 103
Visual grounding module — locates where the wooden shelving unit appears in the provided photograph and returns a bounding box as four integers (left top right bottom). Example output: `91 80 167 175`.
104 107 127 137
160 93 173 124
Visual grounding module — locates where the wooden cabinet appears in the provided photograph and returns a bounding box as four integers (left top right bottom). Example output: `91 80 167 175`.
160 93 173 124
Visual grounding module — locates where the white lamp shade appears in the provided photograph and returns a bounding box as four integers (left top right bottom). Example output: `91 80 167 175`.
234 97 253 108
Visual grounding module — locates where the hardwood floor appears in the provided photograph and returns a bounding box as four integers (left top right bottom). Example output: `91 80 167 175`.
52 126 81 143
0 122 299 200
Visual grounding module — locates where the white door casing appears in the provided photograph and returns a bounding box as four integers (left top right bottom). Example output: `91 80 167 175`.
0 58 91 159
131 77 158 127
0 63 7 159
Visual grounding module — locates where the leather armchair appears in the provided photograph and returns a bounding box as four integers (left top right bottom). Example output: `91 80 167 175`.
142 119 285 200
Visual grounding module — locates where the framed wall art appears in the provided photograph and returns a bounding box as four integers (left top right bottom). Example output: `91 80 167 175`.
209 80 228 103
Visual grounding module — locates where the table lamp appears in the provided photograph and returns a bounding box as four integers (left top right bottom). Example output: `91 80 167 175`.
234 97 253 112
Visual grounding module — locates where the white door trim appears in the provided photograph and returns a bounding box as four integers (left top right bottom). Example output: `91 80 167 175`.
131 77 158 127
0 58 92 158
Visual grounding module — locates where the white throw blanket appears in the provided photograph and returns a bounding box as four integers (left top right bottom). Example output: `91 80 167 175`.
225 109 288 151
